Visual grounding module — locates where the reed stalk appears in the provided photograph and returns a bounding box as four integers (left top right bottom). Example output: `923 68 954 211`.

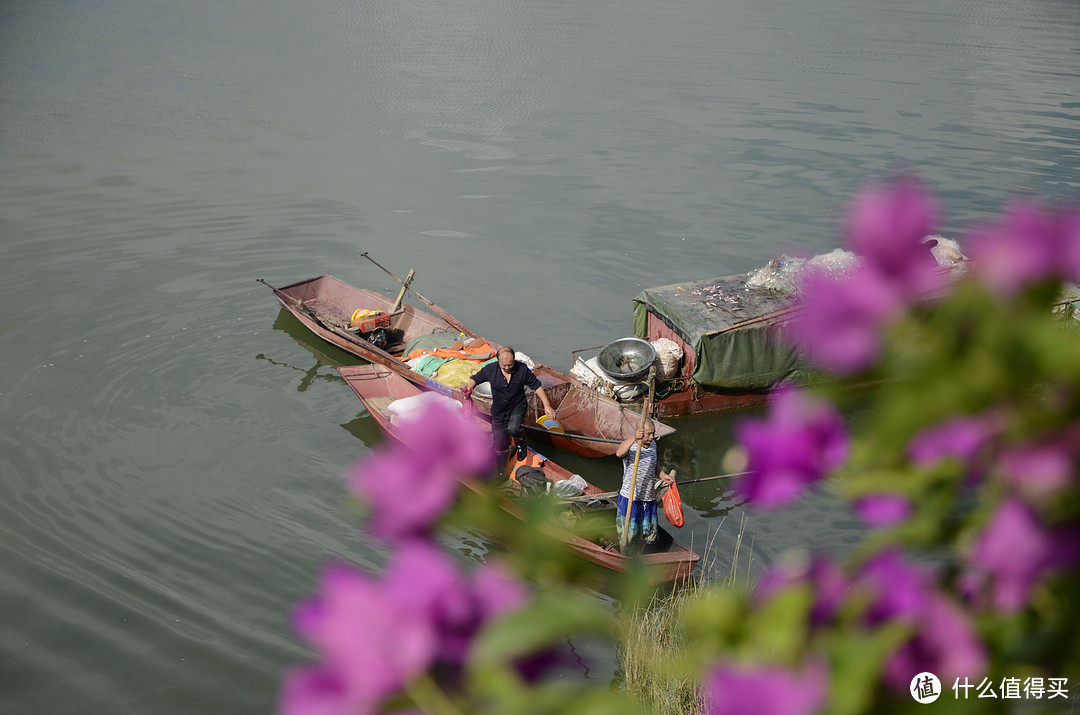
616 516 754 714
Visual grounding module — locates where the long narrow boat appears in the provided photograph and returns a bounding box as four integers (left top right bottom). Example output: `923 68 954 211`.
338 363 700 584
259 273 675 457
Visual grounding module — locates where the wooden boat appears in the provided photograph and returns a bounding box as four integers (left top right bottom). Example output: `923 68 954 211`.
571 269 799 419
259 272 675 458
582 251 969 418
338 363 700 584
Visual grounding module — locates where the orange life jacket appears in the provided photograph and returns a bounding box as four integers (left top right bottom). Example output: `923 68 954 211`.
405 339 496 362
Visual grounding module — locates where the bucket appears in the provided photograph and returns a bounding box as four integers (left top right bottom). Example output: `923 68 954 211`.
536 415 565 433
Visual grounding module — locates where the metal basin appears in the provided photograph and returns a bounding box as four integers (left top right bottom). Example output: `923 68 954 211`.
597 338 657 382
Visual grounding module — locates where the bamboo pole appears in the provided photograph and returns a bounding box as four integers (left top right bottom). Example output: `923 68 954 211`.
390 269 416 313
359 252 478 337
619 368 655 552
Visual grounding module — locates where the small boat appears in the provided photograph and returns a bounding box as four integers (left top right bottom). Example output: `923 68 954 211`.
338 363 700 584
614 269 801 418
259 270 675 458
577 249 969 419
567 252 836 418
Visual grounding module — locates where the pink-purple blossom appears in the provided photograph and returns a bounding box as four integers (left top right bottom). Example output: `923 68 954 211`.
349 400 494 541
385 544 528 665
280 666 359 715
963 498 1080 612
855 549 933 625
284 543 528 715
754 555 849 626
853 493 912 526
753 549 986 695
287 560 438 715
854 550 986 691
786 178 947 374
846 177 946 301
734 388 850 509
882 593 987 691
704 660 828 715
785 265 903 374
907 415 995 478
966 201 1080 295
998 441 1074 501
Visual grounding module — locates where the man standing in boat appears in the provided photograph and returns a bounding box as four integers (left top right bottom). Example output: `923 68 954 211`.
615 419 674 550
462 346 555 473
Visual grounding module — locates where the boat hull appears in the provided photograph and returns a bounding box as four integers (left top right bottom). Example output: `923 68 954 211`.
338 363 700 584
262 275 675 457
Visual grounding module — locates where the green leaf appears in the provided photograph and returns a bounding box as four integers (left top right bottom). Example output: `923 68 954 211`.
471 589 613 668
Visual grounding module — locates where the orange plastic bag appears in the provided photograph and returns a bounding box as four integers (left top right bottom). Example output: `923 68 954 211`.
661 481 685 528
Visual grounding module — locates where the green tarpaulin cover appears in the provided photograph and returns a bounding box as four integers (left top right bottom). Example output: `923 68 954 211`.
632 273 804 391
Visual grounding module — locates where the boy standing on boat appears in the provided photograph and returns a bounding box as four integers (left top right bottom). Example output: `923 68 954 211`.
463 346 555 473
615 419 674 549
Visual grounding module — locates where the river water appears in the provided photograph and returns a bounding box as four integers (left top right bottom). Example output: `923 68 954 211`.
1 0 1078 711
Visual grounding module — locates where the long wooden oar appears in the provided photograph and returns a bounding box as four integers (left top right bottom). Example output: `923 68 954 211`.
619 368 656 552
359 252 477 337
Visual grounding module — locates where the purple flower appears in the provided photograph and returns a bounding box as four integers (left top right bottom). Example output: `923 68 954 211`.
882 594 986 692
1061 207 1080 279
284 544 530 715
280 666 359 715
853 493 912 526
998 441 1073 500
349 400 494 541
851 550 986 692
786 265 903 374
846 177 946 301
704 660 828 715
964 499 1080 612
854 549 933 625
786 178 960 374
290 561 438 713
472 560 531 622
966 201 1080 295
734 389 850 509
385 545 528 665
754 555 849 626
907 415 995 478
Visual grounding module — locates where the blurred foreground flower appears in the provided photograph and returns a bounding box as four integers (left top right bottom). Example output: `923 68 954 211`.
754 555 849 627
785 267 902 374
846 177 944 302
283 541 527 715
734 388 850 509
348 400 493 542
852 493 912 526
704 660 828 715
963 498 1080 613
906 415 995 473
998 439 1075 501
855 550 986 690
787 178 944 374
967 201 1080 295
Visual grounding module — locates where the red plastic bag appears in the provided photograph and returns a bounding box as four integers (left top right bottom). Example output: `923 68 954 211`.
661 481 685 528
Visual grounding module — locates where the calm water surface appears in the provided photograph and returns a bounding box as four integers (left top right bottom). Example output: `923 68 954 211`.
1 0 1078 711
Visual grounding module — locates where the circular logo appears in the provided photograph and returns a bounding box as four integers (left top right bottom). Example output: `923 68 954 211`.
910 672 942 704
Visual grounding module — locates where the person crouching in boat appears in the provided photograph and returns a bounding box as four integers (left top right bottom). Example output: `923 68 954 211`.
463 346 555 475
615 419 674 551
